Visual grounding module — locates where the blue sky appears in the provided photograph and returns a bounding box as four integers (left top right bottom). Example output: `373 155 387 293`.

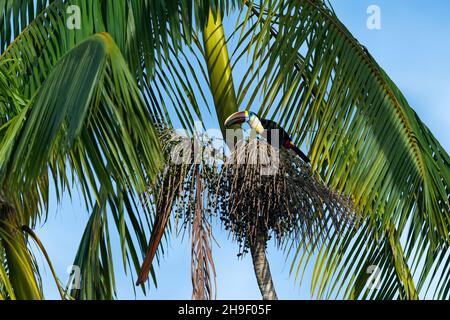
36 1 450 299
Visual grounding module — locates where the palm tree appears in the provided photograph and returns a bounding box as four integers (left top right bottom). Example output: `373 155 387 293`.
0 0 449 300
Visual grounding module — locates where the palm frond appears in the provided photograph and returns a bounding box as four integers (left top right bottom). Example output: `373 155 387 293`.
0 209 42 300
1 0 224 297
230 0 450 299
0 0 237 131
1 32 163 212
0 33 164 298
68 196 115 300
0 0 56 52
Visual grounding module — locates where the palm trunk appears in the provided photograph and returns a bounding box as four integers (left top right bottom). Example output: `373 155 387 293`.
202 9 278 301
250 233 278 300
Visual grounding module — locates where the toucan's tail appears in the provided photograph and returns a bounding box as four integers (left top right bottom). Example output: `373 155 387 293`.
290 144 311 163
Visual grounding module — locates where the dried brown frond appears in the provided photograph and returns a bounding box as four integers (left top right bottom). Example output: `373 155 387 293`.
139 126 219 296
191 165 217 300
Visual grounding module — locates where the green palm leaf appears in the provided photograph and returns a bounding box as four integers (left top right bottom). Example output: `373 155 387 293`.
0 0 240 129
0 0 56 52
1 0 449 300
1 0 223 298
0 32 163 299
231 0 450 299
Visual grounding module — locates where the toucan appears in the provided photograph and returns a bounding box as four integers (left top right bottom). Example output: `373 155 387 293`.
224 111 310 163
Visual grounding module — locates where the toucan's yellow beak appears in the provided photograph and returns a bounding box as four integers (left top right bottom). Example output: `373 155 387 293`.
224 111 249 128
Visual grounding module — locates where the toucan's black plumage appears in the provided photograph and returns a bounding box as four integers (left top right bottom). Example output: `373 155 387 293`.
258 118 311 163
224 111 311 163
